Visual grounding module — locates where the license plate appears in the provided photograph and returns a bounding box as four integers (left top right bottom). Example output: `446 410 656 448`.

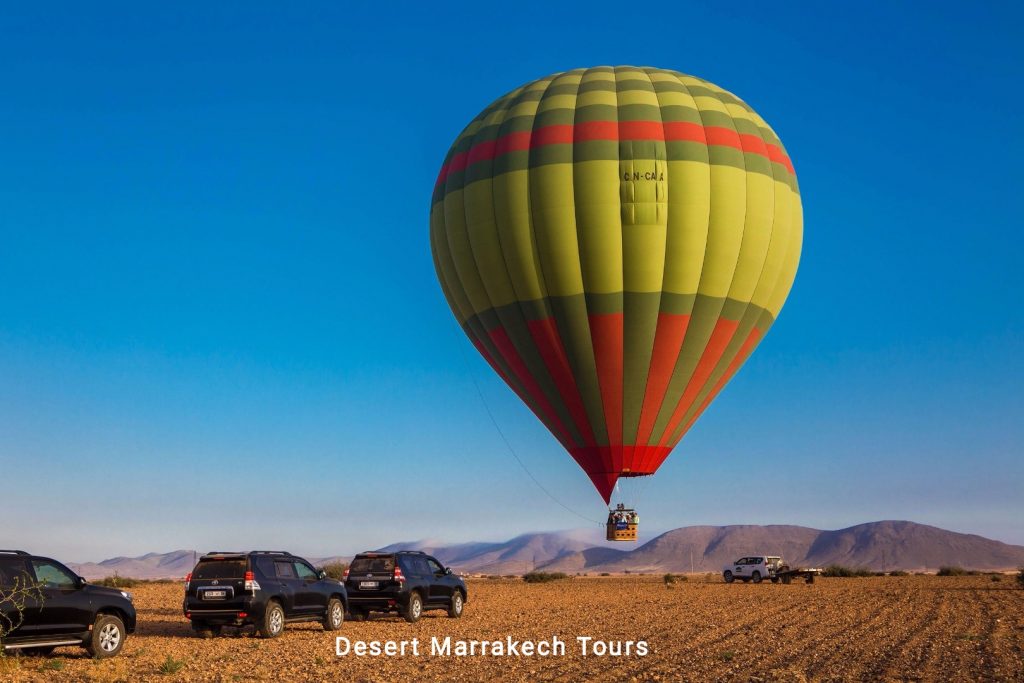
202 590 227 599
359 581 379 589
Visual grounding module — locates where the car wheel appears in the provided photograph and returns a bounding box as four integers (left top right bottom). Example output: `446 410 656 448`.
348 608 367 622
259 601 285 638
806 574 815 584
782 575 792 584
447 591 464 618
323 598 345 631
86 614 125 659
752 571 762 584
723 571 734 583
771 577 779 584
403 592 423 623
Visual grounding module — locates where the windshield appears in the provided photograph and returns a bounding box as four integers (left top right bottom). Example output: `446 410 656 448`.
193 559 246 579
350 557 394 573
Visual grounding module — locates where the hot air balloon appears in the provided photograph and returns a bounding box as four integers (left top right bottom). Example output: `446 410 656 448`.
430 66 801 536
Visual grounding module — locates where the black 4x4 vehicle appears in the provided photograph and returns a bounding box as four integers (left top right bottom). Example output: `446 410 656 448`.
344 551 466 623
183 551 347 638
0 550 136 659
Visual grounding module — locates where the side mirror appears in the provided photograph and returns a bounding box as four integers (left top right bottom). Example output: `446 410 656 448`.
445 567 452 575
77 575 88 587
318 571 327 580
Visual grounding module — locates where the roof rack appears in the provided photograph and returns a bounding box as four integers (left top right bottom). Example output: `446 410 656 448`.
248 551 294 556
0 550 29 556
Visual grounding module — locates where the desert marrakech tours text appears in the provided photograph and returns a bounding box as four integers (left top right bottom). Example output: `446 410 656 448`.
334 635 649 658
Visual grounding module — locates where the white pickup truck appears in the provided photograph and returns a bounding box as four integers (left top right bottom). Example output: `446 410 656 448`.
722 556 822 584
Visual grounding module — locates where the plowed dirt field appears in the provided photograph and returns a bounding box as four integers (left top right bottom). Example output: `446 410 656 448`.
2 575 1022 682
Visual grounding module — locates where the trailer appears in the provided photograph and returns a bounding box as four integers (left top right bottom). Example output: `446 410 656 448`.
775 565 823 584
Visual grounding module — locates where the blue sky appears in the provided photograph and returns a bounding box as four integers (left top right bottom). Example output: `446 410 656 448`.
1 2 1021 561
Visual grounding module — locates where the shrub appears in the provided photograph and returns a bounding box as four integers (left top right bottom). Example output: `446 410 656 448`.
599 572 611 577
522 572 568 583
888 570 909 577
822 565 872 578
158 655 185 675
41 659 64 671
319 562 348 581
96 573 142 588
937 566 979 576
991 575 1002 583
663 573 687 587
1016 569 1024 589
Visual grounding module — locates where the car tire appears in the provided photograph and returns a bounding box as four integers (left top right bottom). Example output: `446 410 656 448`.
771 577 779 583
259 600 285 638
447 591 464 618
323 598 345 631
782 575 792 585
348 608 367 622
403 592 423 623
723 571 734 583
806 574 815 584
752 571 762 584
85 614 125 659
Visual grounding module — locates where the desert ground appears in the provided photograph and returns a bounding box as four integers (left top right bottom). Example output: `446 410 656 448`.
1 575 1022 682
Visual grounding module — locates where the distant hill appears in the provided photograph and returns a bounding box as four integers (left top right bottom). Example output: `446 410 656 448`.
67 521 1024 579
541 521 1024 574
69 549 199 580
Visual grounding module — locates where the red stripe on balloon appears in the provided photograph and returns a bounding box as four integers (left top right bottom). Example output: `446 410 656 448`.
658 318 740 447
678 326 763 439
588 313 625 473
635 313 692 446
434 121 795 188
526 317 596 447
486 326 573 447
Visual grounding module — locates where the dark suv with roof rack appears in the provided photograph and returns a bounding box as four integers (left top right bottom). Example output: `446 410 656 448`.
0 550 136 659
182 551 347 638
344 551 466 623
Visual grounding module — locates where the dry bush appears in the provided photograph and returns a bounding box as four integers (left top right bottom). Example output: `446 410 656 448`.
319 562 348 581
937 566 979 577
822 565 873 578
0 573 44 644
522 572 568 583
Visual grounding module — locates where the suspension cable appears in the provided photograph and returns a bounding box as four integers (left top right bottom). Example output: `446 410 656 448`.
453 332 604 526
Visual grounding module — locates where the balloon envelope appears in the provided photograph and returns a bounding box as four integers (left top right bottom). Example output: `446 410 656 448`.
430 66 802 502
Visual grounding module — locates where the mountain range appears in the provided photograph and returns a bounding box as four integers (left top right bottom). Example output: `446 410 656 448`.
67 521 1024 579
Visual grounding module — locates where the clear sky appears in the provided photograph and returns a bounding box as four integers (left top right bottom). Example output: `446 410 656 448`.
2 2 1021 561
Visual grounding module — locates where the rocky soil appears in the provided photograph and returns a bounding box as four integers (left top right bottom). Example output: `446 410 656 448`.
2 575 1022 682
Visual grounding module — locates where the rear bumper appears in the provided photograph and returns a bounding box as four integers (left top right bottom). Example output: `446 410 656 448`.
347 589 409 610
184 599 258 626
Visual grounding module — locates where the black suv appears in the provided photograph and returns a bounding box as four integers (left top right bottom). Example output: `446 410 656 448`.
0 550 136 659
183 551 347 638
344 551 466 623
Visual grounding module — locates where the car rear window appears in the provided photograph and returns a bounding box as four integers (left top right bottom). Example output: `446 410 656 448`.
350 556 394 573
0 558 30 586
193 559 246 579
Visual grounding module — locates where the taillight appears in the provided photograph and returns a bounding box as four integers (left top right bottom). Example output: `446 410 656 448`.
343 568 350 580
244 570 261 592
184 572 191 590
394 567 405 584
